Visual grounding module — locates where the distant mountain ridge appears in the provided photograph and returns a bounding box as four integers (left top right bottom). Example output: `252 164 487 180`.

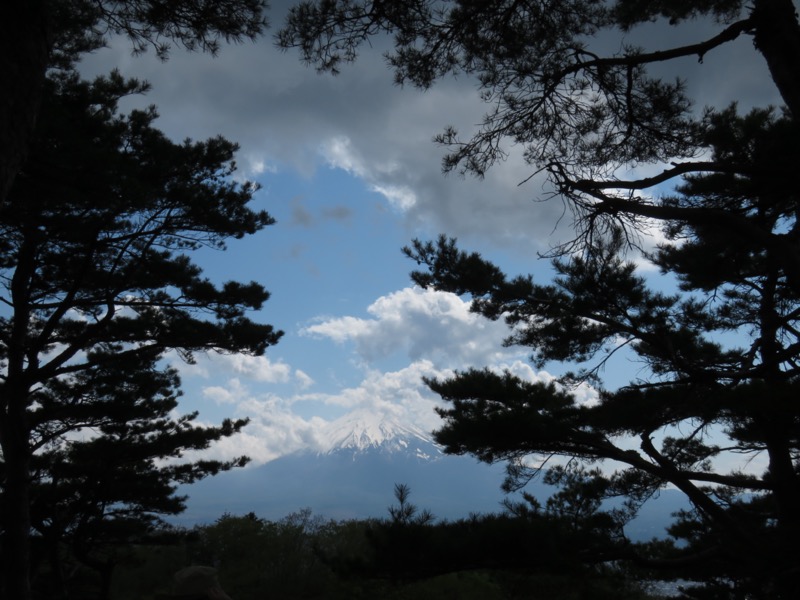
178 411 507 523
177 412 688 541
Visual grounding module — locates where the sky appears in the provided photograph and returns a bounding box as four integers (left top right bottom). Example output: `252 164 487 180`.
75 1 784 467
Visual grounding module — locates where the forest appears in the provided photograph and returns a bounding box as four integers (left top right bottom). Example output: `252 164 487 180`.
2 1 800 599
43 486 674 600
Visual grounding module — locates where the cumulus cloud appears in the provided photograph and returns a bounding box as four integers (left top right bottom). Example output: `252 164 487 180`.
188 359 447 465
302 286 520 368
193 401 330 464
219 354 293 382
309 361 448 428
191 354 580 466
168 350 306 387
203 378 249 405
294 369 314 389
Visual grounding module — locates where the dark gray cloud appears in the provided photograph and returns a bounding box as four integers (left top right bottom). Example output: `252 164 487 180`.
287 195 353 227
77 1 785 256
290 201 314 227
322 206 353 221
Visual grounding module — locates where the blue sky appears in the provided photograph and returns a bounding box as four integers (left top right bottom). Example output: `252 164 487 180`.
75 1 782 467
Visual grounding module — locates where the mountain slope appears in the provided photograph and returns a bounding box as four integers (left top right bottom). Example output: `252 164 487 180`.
177 413 689 540
178 413 507 523
317 411 444 460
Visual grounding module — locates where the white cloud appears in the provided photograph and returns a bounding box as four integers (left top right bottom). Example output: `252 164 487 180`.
245 156 277 176
310 360 447 429
190 360 446 465
191 354 588 466
203 378 248 405
302 286 519 368
369 183 416 210
294 369 314 389
216 353 293 383
169 351 305 386
193 405 330 464
183 363 436 465
320 136 418 210
320 136 364 175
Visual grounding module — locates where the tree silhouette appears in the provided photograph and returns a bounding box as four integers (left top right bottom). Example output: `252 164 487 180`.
0 68 280 599
0 0 267 210
281 3 800 596
280 0 800 261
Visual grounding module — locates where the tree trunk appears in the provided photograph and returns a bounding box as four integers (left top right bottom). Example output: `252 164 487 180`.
1 227 41 599
0 0 51 206
0 416 33 600
99 562 116 600
752 0 800 118
48 535 69 600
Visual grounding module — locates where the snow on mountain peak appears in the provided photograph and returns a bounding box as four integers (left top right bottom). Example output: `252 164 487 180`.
318 411 441 458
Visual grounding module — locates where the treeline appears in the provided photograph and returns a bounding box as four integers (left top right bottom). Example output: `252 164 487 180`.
35 485 684 600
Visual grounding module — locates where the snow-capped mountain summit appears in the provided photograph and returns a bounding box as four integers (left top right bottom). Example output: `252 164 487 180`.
177 410 686 540
318 411 442 460
178 411 507 524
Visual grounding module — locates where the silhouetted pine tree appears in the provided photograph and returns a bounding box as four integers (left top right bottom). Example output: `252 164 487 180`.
0 68 280 599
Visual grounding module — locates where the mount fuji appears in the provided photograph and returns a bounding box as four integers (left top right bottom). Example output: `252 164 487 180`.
316 412 440 459
176 412 510 524
176 411 688 540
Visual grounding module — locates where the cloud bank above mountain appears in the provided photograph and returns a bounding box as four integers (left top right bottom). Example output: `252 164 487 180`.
178 287 560 465
78 1 778 471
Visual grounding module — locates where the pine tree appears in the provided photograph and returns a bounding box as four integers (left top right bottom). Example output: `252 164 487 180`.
280 3 800 596
280 0 800 263
0 0 267 208
28 353 248 599
0 68 281 599
402 106 800 599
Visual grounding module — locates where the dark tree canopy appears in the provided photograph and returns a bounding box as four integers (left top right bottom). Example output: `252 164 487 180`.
28 354 249 599
403 108 800 597
0 0 268 211
280 0 800 251
0 4 274 598
0 69 280 599
282 1 800 598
